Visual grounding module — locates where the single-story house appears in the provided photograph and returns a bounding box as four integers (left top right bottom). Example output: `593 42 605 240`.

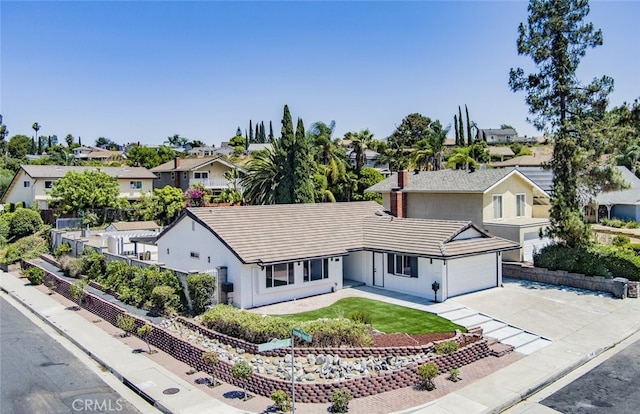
1 165 156 209
366 168 552 262
151 156 244 193
586 166 640 223
156 202 518 309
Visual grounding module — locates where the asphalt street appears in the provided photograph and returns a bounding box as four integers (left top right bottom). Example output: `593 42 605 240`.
0 296 141 414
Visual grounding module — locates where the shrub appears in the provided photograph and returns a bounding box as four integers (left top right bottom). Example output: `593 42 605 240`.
116 314 136 337
231 360 253 401
612 235 631 247
330 388 352 413
25 266 45 285
69 279 87 305
59 255 84 278
270 390 292 412
448 368 460 382
417 362 439 390
626 221 640 229
347 310 372 325
0 234 49 265
8 208 44 241
81 249 106 280
186 273 216 315
434 340 459 355
54 242 72 258
628 243 640 254
601 218 625 228
150 285 179 314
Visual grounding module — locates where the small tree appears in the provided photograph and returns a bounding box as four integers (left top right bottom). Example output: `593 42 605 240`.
186 273 216 315
201 351 219 387
116 314 136 337
25 266 45 285
418 362 439 391
231 360 253 401
448 368 461 382
330 388 352 413
270 390 292 412
69 279 87 308
137 324 154 354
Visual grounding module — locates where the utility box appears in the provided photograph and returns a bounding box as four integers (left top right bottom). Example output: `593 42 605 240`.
612 277 628 299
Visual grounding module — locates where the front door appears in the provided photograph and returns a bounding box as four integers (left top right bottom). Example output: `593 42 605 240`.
373 252 384 287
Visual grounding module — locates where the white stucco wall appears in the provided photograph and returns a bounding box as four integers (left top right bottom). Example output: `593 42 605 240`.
3 170 34 206
342 250 372 284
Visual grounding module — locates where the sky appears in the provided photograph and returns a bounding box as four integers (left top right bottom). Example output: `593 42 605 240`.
1 1 639 148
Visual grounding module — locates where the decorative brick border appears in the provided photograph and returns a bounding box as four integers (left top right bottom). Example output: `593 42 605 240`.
24 260 492 403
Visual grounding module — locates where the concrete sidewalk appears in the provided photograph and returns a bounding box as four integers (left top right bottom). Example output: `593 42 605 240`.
0 270 251 414
4 268 640 414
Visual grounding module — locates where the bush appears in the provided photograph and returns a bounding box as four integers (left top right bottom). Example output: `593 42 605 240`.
0 235 49 265
54 242 72 258
601 218 625 228
59 255 84 278
150 285 179 314
434 340 459 355
270 390 292 412
81 249 106 280
69 279 87 304
231 360 253 401
347 310 372 325
628 243 640 255
417 362 439 390
448 368 460 382
116 314 136 337
186 273 216 315
8 208 44 241
612 235 630 247
25 266 45 285
330 388 352 413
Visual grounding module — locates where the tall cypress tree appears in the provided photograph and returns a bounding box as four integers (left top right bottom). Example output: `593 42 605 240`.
275 105 295 204
268 121 274 142
255 123 259 143
260 121 266 142
458 106 465 145
293 118 314 203
465 105 473 145
249 120 254 143
454 114 460 146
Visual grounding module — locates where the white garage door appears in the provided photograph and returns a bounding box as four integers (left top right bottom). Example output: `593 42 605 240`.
523 233 553 263
447 254 497 298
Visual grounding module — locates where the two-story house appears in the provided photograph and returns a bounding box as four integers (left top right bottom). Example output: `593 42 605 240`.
366 168 552 262
1 165 155 209
150 156 244 194
478 128 518 144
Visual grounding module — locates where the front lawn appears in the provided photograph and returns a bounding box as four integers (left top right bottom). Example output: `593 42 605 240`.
277 297 465 335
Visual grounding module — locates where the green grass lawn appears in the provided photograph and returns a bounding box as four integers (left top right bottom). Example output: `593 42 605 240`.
276 297 465 334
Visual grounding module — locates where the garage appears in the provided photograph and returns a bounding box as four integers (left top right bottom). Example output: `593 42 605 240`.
523 232 553 263
447 254 497 297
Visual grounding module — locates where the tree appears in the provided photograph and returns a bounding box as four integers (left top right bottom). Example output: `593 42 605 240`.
458 107 465 145
201 352 219 387
446 146 478 171
126 146 161 169
137 324 154 354
236 127 242 136
95 137 117 150
134 186 185 225
32 122 41 147
65 134 74 148
116 314 136 337
249 120 254 143
268 121 274 142
293 118 314 203
9 208 44 241
229 135 246 152
186 273 216 315
49 170 120 214
231 360 253 401
466 105 473 145
500 124 519 136
346 129 374 177
275 105 295 204
418 362 439 391
453 114 460 146
389 113 432 149
242 142 281 205
509 0 615 248
7 135 33 159
156 145 177 165
164 134 187 148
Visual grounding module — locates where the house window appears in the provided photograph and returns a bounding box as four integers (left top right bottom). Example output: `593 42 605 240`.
44 181 53 189
190 251 200 259
266 263 294 288
23 181 31 188
303 259 329 282
516 194 526 217
130 181 142 189
493 195 503 219
387 254 418 277
194 172 209 179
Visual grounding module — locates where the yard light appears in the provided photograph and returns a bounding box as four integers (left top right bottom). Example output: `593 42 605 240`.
431 281 440 303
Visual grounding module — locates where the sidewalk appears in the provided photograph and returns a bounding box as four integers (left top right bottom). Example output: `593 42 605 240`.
3 269 640 414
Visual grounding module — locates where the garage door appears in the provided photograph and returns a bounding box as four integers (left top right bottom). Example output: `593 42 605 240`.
523 233 553 263
447 254 497 298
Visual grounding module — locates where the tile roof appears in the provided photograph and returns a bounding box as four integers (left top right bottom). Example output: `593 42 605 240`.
490 153 552 167
107 221 161 231
21 165 155 179
174 202 518 264
150 156 238 173
366 168 517 193
489 147 515 156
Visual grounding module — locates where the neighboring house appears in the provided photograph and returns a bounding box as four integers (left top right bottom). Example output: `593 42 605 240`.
187 146 218 157
156 202 518 308
346 149 391 176
150 156 244 193
73 146 124 162
490 153 552 168
586 166 640 223
1 165 156 209
366 168 552 262
105 221 161 232
478 128 517 144
247 143 273 154
489 146 515 162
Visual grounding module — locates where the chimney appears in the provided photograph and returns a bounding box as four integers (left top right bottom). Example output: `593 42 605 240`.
389 189 407 218
398 169 408 189
174 157 180 169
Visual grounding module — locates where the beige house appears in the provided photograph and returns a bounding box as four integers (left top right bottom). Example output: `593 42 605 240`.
366 168 552 262
151 156 244 194
1 165 155 209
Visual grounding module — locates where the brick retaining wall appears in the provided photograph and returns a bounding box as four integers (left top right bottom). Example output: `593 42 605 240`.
24 260 491 402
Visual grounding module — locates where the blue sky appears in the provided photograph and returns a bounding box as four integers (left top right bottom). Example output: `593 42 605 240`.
1 1 638 147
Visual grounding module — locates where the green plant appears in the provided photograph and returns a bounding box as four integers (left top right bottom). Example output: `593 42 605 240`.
69 279 87 306
81 249 106 280
59 255 84 278
186 273 216 315
54 242 72 258
8 208 44 241
201 351 219 387
231 360 253 401
612 234 631 247
330 388 352 413
46 279 57 294
116 314 136 337
448 368 461 382
25 266 45 285
417 362 439 391
347 310 372 325
150 285 179 314
270 390 292 412
0 234 49 265
137 324 154 354
434 340 459 355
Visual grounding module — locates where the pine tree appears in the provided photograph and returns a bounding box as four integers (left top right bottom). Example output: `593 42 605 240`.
458 106 465 146
454 114 460 146
465 105 473 145
269 121 274 142
293 118 314 203
275 105 296 204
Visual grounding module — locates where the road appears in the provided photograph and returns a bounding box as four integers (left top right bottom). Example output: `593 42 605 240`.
0 296 142 414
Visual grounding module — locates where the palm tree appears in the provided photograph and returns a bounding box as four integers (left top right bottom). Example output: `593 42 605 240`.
409 140 434 171
32 122 41 145
446 146 478 171
241 141 283 205
427 121 450 171
345 129 374 176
